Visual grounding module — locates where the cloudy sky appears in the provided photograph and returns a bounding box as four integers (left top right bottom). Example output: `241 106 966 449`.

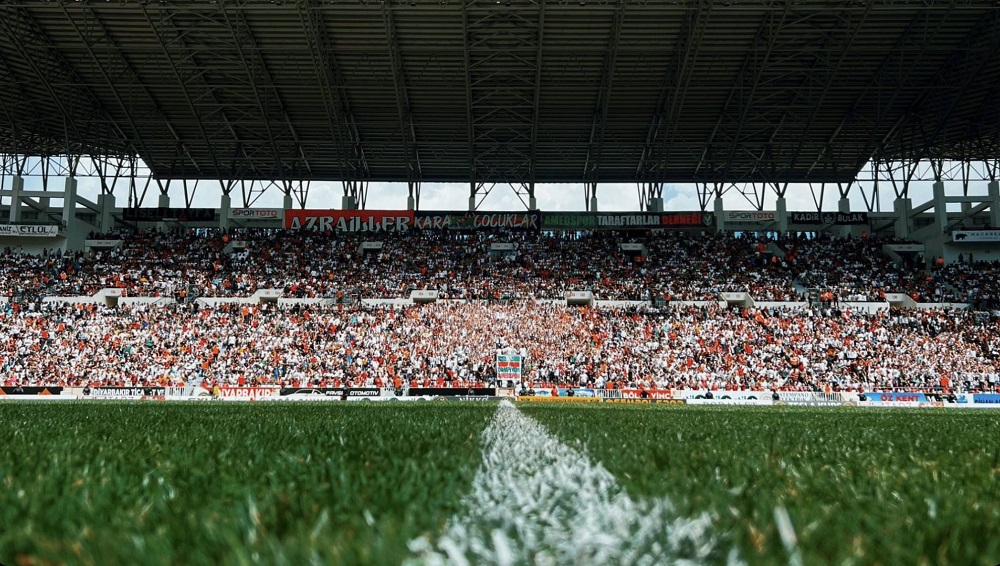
7 158 993 214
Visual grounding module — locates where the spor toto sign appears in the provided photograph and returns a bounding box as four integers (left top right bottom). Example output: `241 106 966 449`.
724 211 776 222
229 208 281 220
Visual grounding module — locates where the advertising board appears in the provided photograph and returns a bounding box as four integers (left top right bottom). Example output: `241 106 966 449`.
951 230 1000 243
229 208 282 220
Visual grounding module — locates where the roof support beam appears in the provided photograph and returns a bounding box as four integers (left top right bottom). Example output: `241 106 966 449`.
694 7 788 181
59 3 175 175
465 4 539 185
638 3 710 183
140 4 228 181
462 2 477 186
0 50 40 153
0 7 126 155
298 1 369 187
908 10 1000 162
716 4 791 183
582 0 625 185
219 5 309 180
528 0 545 189
809 5 955 176
785 6 872 177
383 3 422 189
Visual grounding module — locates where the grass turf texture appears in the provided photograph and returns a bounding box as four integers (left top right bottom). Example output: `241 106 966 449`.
0 402 493 566
521 404 1000 565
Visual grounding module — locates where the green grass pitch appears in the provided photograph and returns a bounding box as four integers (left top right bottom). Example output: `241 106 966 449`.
522 404 1000 565
0 402 997 565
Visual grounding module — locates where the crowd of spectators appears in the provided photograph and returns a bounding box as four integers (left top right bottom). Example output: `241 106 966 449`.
769 232 951 302
3 227 987 303
2 226 999 393
937 257 1000 310
1 301 997 394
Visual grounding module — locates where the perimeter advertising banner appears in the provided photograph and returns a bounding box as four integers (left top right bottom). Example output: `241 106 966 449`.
408 388 497 396
955 393 1000 405
212 386 281 400
0 387 63 395
617 388 674 400
279 387 381 397
605 398 686 405
864 392 927 403
84 386 166 398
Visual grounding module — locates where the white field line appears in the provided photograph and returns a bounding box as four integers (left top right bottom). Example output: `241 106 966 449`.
408 401 741 566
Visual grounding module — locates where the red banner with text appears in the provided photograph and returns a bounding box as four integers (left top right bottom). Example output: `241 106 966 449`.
284 210 416 232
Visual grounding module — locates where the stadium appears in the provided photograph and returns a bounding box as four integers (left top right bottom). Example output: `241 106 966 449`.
1 1 999 564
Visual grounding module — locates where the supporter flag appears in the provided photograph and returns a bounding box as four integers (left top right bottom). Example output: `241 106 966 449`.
496 352 522 385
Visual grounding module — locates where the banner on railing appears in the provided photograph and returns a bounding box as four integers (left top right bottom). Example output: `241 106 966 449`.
285 210 415 232
540 212 712 230
790 212 869 225
414 211 540 231
0 224 59 237
123 207 215 222
85 239 123 248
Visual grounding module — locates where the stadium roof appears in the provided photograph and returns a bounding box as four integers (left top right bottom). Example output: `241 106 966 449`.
0 0 998 186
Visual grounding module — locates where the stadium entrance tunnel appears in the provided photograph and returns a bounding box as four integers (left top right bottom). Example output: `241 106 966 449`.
100 288 123 308
565 291 594 306
720 292 755 308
